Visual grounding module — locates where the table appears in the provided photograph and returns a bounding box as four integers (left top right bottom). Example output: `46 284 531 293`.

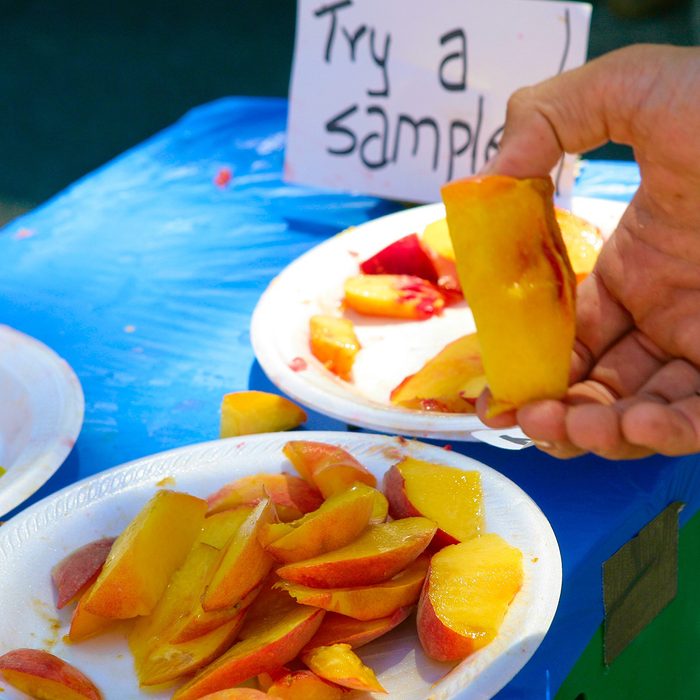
1 97 699 699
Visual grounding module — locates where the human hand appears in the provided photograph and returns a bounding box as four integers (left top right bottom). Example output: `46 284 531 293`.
478 44 700 459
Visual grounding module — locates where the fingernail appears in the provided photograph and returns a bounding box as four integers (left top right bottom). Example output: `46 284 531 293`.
533 440 554 450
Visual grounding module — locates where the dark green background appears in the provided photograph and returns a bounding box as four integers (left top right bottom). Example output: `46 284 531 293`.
1 0 697 224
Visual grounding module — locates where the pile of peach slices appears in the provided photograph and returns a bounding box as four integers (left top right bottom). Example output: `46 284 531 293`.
308 208 602 413
0 440 523 700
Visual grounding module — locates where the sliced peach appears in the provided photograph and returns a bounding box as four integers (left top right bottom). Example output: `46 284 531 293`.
301 644 385 693
260 483 376 563
220 391 307 438
67 583 117 642
277 554 428 620
202 499 275 611
389 332 486 413
139 614 246 686
417 533 524 662
261 667 347 699
368 489 389 524
343 274 445 320
207 473 323 522
420 218 462 300
441 175 576 416
51 537 116 609
309 315 361 381
0 648 102 700
303 607 413 651
282 440 376 499
555 206 604 282
359 233 439 283
201 507 255 549
81 490 207 619
383 457 483 548
171 587 325 700
276 517 436 589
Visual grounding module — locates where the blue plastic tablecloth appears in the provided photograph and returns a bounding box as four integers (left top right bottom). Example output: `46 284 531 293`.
1 97 698 699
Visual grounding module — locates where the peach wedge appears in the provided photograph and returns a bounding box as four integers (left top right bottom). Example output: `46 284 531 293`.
383 456 483 547
259 668 347 699
51 537 116 609
276 517 436 588
389 332 486 412
206 473 322 522
260 483 376 563
301 644 385 693
417 533 524 662
0 648 102 700
220 391 307 437
441 175 576 416
282 440 376 499
81 490 207 618
343 274 444 320
278 554 428 620
309 315 361 381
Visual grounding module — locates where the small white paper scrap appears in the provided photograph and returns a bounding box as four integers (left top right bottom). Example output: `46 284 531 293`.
472 427 534 450
285 0 592 203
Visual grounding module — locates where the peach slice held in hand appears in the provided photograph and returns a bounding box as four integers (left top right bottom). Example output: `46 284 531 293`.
259 483 376 563
555 206 604 283
301 644 386 693
282 440 376 498
0 648 103 700
442 175 576 416
278 554 428 620
390 332 486 413
81 490 207 619
309 314 361 381
383 457 483 548
220 391 307 438
276 517 436 589
417 533 524 662
343 274 445 320
206 472 322 521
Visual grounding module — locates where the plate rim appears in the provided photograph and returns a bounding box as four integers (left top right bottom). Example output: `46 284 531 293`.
0 324 85 517
250 198 626 441
0 431 562 700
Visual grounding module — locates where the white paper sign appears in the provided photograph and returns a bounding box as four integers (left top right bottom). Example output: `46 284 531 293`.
285 0 592 203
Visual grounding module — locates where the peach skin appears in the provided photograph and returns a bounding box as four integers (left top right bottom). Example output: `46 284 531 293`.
259 482 376 563
309 315 361 381
275 517 436 588
359 233 439 283
220 391 307 437
198 691 269 700
206 473 322 522
303 607 413 651
441 175 577 416
203 499 275 611
554 207 603 283
0 648 103 700
343 274 445 320
301 644 386 693
420 217 462 300
383 457 483 548
389 333 486 413
80 490 207 619
264 669 347 699
51 537 116 609
282 440 376 498
417 533 524 662
277 554 428 620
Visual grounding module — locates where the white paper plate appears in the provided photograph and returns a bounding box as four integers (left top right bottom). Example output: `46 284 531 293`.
0 432 561 700
0 325 84 517
251 197 626 442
